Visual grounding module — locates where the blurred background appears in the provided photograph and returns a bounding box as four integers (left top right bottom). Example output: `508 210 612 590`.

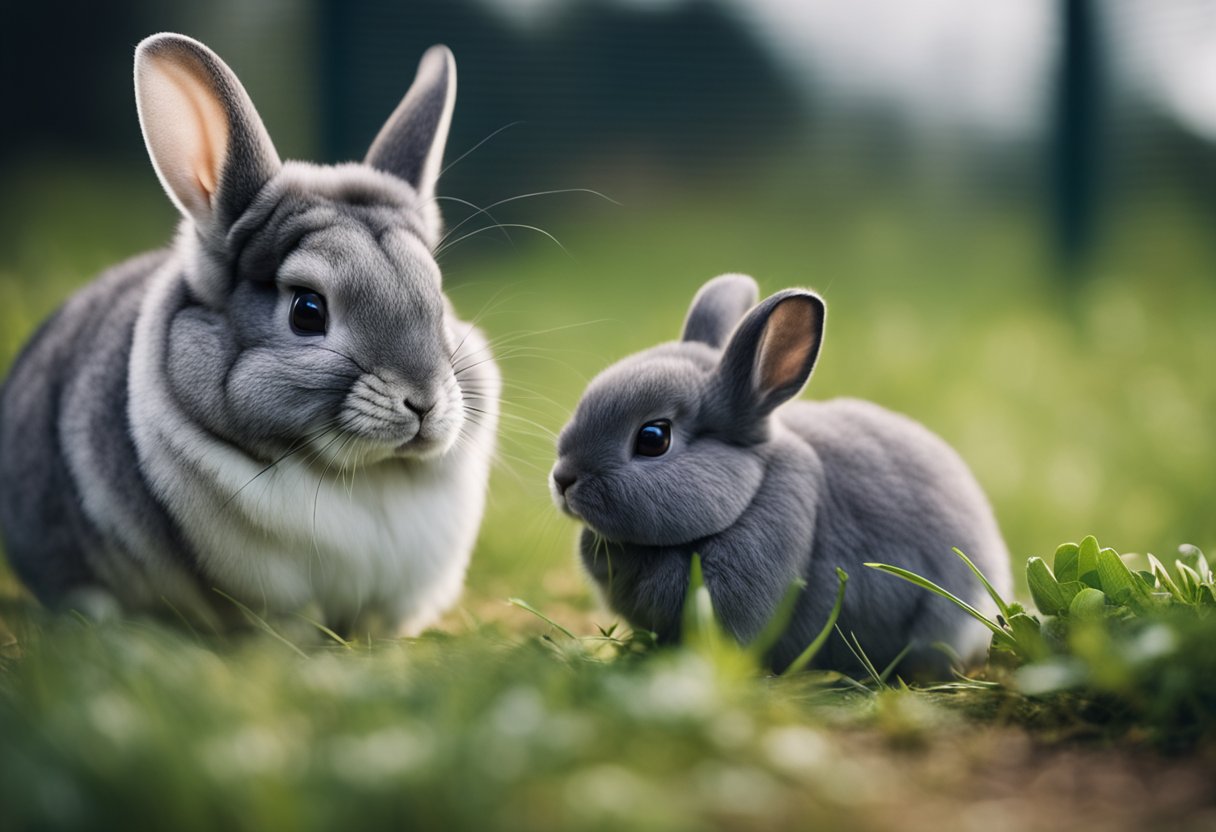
2 0 1214 612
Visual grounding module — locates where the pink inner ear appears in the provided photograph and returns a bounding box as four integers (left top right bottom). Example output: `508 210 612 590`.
757 298 818 393
140 53 230 216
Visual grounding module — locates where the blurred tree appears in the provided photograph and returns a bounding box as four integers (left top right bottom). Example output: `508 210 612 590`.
316 0 805 207
1049 0 1106 281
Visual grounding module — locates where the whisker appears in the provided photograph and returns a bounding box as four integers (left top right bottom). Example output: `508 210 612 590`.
341 432 362 497
463 318 614 353
466 406 557 440
312 432 357 551
432 195 515 249
454 425 542 481
224 419 344 508
456 351 590 382
467 396 560 424
453 345 565 372
436 222 571 260
437 188 618 250
453 355 503 377
448 283 527 363
438 120 523 179
314 344 372 376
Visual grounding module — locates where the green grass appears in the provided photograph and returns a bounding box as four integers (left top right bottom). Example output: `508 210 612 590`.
2 160 1216 829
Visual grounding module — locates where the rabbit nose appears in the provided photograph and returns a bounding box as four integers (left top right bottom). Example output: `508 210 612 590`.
553 470 577 497
404 398 435 420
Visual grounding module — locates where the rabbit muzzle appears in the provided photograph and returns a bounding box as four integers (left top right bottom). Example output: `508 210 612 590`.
330 369 465 464
549 463 582 519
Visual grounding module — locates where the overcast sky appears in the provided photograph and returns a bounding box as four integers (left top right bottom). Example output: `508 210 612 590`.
477 0 1216 143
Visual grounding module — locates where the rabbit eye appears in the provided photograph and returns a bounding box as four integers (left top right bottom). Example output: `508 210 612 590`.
290 289 327 335
635 420 671 457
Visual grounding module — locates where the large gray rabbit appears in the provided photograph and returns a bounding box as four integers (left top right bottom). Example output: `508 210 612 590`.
551 274 1010 676
0 34 499 635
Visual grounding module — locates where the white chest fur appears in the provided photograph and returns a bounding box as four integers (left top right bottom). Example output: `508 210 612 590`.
178 439 490 632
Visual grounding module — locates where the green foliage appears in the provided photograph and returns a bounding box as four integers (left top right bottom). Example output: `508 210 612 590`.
0 612 850 832
869 536 1216 745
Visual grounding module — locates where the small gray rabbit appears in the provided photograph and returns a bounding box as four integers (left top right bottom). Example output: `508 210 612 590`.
0 34 499 635
551 274 1010 676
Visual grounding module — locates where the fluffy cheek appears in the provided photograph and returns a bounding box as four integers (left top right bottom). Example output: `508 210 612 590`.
167 309 352 450
224 348 353 446
573 446 765 546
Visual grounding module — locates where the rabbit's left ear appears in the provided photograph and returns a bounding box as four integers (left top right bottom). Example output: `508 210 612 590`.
135 33 281 231
365 45 456 203
716 290 825 416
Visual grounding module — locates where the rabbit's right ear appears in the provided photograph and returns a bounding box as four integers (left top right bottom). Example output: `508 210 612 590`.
682 274 759 349
715 289 825 419
364 45 456 204
135 34 281 230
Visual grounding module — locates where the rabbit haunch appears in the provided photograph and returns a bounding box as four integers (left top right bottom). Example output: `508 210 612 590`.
0 34 499 634
552 274 1010 678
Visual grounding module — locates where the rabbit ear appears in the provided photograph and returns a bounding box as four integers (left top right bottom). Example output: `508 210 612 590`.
135 34 281 230
682 274 759 348
364 45 456 202
716 290 825 416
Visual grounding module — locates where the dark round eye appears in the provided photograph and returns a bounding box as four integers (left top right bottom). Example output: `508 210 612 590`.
635 420 672 457
290 289 327 335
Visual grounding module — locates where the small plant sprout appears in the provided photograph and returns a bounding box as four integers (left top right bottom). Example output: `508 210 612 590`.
866 536 1216 743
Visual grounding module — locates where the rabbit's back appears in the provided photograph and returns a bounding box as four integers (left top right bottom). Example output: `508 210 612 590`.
778 397 1009 673
0 251 200 608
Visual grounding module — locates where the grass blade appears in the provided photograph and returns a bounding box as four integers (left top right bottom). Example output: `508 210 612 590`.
682 554 727 655
838 628 884 688
507 598 577 640
865 562 1016 650
878 641 914 685
212 589 309 659
294 612 353 649
750 577 807 660
784 568 848 675
159 595 204 645
952 547 1012 620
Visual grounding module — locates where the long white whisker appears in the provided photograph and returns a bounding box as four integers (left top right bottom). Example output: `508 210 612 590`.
438 188 619 249
436 222 571 260
439 120 523 178
433 195 515 249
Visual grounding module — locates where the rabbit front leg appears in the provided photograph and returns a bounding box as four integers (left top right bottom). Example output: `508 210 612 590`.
579 529 805 649
580 530 693 642
579 476 814 648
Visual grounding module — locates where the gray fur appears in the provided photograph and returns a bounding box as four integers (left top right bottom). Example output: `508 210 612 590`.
0 34 499 633
365 45 455 207
681 273 758 349
552 275 1010 677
